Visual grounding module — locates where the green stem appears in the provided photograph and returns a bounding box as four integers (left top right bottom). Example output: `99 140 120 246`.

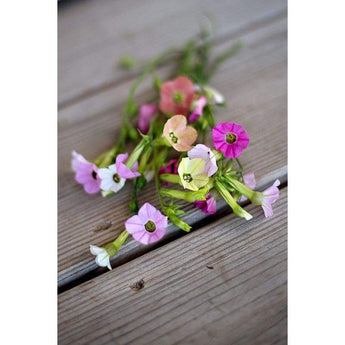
126 138 149 169
159 174 181 185
105 230 130 256
160 188 207 202
214 180 252 220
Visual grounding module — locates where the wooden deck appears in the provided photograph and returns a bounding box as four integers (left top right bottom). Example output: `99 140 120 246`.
58 0 287 344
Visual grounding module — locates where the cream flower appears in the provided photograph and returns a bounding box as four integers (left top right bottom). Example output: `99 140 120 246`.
177 157 209 191
90 245 112 270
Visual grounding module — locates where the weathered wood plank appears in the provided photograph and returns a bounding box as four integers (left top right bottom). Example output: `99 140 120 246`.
58 188 287 345
58 16 287 288
58 0 286 105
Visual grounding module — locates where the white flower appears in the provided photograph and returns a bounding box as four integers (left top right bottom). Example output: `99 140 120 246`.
187 144 218 177
194 85 225 105
90 245 112 270
97 164 126 193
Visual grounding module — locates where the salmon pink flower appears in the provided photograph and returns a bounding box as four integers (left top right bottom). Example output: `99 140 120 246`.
189 96 207 123
160 76 195 116
116 153 140 179
125 203 168 245
98 164 126 193
194 194 217 215
138 104 158 134
75 159 101 194
212 122 250 158
187 144 218 177
178 157 209 191
163 115 197 151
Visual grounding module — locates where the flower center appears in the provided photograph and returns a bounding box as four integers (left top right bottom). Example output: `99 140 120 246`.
145 220 156 232
169 132 178 143
226 132 237 144
173 91 184 104
113 173 120 183
183 173 193 183
91 170 97 180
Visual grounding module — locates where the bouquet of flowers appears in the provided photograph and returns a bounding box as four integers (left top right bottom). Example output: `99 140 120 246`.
71 33 280 270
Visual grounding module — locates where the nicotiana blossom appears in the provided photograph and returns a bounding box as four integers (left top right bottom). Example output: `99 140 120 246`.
116 153 141 179
163 115 197 151
187 144 218 177
189 96 207 123
194 85 225 105
212 122 250 158
178 157 209 191
194 194 217 215
160 76 195 116
90 245 112 270
71 150 87 172
255 179 280 218
125 203 168 245
97 164 126 193
75 160 101 194
138 104 158 134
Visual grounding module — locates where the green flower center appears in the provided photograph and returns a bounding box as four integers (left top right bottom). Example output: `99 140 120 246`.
169 132 178 143
226 132 237 144
173 91 184 104
91 170 97 180
183 173 193 183
113 173 120 183
145 220 156 232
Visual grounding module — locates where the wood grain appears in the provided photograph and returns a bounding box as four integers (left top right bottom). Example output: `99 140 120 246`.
58 0 286 106
58 15 287 288
58 188 287 345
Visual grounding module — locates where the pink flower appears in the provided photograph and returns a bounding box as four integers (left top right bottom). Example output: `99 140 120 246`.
138 104 158 134
259 179 280 217
189 96 207 123
159 76 195 116
75 161 101 194
159 159 179 186
116 153 141 179
212 122 250 158
194 194 217 215
71 150 87 172
238 173 257 202
125 203 168 244
187 144 218 177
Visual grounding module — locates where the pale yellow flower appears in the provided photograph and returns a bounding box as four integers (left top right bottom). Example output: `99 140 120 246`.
163 115 197 151
178 157 209 191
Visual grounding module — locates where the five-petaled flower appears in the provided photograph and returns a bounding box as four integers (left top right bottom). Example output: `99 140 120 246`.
160 76 195 116
187 144 218 177
72 151 101 194
125 203 168 244
212 122 250 158
189 95 207 123
98 164 126 193
116 153 141 179
254 179 280 218
163 115 197 151
194 193 217 215
138 104 158 134
90 245 112 270
178 157 209 191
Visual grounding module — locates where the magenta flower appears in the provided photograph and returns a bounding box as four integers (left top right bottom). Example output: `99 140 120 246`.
259 179 280 218
159 159 179 186
194 194 217 215
189 96 207 123
125 203 168 244
138 104 158 134
187 144 218 177
75 161 101 194
116 153 141 179
159 76 195 116
212 122 250 158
